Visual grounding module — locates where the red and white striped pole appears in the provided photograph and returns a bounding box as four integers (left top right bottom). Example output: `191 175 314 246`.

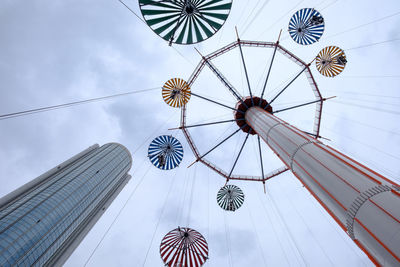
246 106 400 266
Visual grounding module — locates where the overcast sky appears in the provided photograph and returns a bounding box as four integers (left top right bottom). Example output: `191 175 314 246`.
1 0 400 266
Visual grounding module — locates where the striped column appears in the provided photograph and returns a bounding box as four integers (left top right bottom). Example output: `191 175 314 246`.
245 106 400 266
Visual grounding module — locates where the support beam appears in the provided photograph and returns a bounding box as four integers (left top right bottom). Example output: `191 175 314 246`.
235 28 254 106
169 119 240 130
194 48 245 106
188 124 247 168
272 96 335 114
191 92 244 113
228 131 250 179
260 30 282 103
264 65 308 110
245 106 400 266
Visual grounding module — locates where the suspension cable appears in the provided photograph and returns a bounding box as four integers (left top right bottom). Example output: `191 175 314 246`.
345 38 400 51
331 100 400 115
223 213 233 267
240 0 263 36
319 0 339 11
297 183 371 266
339 75 400 79
276 182 335 266
266 186 307 266
242 0 272 36
324 89 400 99
323 111 400 137
245 196 269 266
324 10 400 40
258 0 305 38
254 184 291 266
175 168 190 225
142 167 179 266
0 87 159 121
186 165 197 227
142 112 180 153
83 160 151 267
117 0 146 24
324 127 400 161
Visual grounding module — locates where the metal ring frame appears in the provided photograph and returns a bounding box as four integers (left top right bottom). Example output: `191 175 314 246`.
180 39 323 182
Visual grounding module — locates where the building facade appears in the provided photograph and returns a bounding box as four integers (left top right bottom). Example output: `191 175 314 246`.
0 143 132 266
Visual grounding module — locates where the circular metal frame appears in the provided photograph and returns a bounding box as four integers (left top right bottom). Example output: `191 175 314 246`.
316 46 347 77
162 78 191 108
216 184 245 211
180 39 323 182
288 8 325 45
139 0 232 45
148 135 184 170
160 227 208 266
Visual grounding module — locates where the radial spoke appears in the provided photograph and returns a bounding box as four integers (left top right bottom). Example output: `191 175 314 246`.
195 48 246 107
264 65 308 110
228 131 251 178
257 135 265 180
273 96 335 114
260 42 279 103
170 119 241 130
188 124 247 167
191 92 244 113
236 28 254 106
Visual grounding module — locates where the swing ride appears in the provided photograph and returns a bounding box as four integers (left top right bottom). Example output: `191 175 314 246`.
1 1 400 266
149 5 399 266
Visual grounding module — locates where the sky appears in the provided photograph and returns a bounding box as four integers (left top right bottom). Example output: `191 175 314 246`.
0 0 400 266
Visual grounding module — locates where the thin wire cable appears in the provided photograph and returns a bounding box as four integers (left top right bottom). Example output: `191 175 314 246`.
0 87 159 121
297 184 371 266
223 212 233 267
324 127 400 161
324 10 400 40
276 182 335 266
267 186 307 266
326 135 400 183
323 111 400 137
254 184 291 266
345 38 400 51
324 89 400 99
240 0 263 35
173 46 195 66
258 0 305 38
117 0 146 24
332 100 400 115
175 167 190 225
133 109 178 154
142 167 179 266
340 96 399 107
186 165 197 227
319 0 339 11
339 75 400 79
83 160 151 267
241 0 272 36
177 167 192 225
245 201 269 267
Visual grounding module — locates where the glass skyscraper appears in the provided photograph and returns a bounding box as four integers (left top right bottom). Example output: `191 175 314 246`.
0 143 132 266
